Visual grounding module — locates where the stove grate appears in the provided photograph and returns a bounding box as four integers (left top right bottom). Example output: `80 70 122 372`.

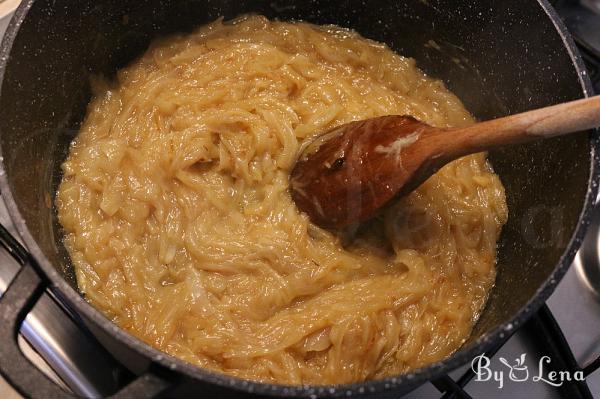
555 0 600 93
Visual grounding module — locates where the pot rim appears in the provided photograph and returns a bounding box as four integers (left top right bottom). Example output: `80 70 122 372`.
0 0 597 397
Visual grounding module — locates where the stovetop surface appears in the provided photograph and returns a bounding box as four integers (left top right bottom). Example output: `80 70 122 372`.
1 1 600 398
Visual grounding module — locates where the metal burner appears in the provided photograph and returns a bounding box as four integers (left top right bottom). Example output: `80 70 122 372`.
575 205 600 298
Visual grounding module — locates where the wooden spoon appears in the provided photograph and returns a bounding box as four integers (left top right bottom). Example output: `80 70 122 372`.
290 95 600 229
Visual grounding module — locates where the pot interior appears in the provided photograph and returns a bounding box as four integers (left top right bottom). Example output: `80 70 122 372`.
0 0 591 373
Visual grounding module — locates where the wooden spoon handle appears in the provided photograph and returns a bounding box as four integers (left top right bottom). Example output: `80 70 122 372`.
440 95 600 159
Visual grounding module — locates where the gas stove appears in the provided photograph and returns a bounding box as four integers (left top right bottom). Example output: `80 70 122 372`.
0 1 600 398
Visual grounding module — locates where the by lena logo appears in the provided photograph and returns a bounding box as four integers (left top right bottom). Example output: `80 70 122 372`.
471 353 584 389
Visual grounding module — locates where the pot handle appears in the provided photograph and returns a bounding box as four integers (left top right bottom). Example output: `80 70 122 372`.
0 225 172 398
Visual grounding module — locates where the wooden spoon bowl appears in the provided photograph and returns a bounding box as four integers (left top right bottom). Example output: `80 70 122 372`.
290 96 600 229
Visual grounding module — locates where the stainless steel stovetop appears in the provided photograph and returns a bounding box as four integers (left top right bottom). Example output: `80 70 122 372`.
1 1 600 398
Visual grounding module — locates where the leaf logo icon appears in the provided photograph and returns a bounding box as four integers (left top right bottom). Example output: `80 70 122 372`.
499 354 529 382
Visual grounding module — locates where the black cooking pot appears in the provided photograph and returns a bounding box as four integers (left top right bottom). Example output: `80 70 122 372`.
0 0 597 398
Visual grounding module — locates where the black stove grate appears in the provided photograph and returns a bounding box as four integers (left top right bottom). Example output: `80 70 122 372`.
555 0 600 93
1 1 600 398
